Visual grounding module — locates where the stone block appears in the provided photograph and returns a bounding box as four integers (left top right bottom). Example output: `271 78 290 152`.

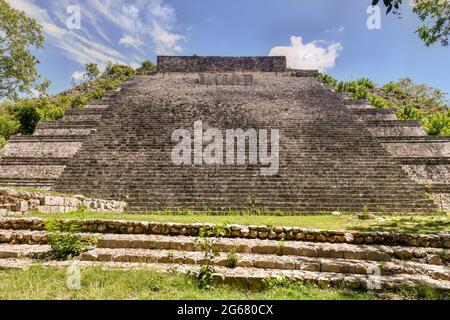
14 201 29 212
41 196 64 206
64 197 79 207
37 206 52 214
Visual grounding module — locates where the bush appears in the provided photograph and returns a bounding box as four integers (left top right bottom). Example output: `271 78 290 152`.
334 81 346 93
371 95 389 109
357 77 375 89
397 105 423 120
0 112 19 139
17 106 40 135
141 59 156 70
90 88 104 100
105 64 136 79
0 136 6 149
46 221 97 260
351 85 370 100
423 112 450 136
71 96 87 109
85 63 100 80
318 74 337 87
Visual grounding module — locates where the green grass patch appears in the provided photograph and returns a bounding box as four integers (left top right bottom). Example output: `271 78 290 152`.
29 211 450 234
0 266 447 300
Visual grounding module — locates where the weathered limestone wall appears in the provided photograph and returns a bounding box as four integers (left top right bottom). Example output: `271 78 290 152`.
157 56 287 73
0 188 126 217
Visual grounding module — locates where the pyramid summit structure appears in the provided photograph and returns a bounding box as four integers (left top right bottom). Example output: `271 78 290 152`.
1 56 449 213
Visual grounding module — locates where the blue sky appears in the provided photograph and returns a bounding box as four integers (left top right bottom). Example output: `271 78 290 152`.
8 0 450 99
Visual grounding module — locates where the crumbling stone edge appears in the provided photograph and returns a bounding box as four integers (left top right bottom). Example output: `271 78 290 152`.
1 218 449 249
0 187 126 216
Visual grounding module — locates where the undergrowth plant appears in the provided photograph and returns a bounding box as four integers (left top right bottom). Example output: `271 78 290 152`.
45 220 97 260
194 224 230 289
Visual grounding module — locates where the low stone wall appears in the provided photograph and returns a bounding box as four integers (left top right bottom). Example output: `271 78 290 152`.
157 56 287 73
0 188 127 216
291 69 319 77
1 218 448 248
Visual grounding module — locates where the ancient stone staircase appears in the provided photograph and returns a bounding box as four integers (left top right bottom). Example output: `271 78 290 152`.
53 73 439 213
0 218 449 291
0 93 119 189
0 56 448 213
338 92 450 211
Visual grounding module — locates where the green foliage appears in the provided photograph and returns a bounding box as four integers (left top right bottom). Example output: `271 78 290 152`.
370 95 389 109
423 111 450 136
141 59 156 70
195 224 230 289
0 136 6 149
357 77 376 89
105 63 136 79
45 220 97 260
414 0 450 46
0 110 19 139
89 88 104 100
373 0 450 47
0 0 50 100
71 96 87 109
226 249 238 269
318 73 338 87
396 105 423 120
84 63 100 80
17 105 40 135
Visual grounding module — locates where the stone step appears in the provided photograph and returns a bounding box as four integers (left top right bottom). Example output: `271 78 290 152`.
79 247 450 281
0 257 448 291
0 244 50 259
8 136 88 143
2 230 448 265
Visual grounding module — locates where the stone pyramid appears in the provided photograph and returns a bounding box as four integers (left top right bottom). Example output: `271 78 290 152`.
1 56 449 213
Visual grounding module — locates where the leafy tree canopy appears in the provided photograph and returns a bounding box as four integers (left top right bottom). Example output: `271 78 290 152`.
0 0 50 100
372 0 450 46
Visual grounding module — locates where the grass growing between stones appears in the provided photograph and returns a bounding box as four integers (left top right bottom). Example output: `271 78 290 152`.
0 266 446 300
30 211 450 234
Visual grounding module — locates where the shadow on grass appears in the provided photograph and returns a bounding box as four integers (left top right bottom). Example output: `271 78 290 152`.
353 218 450 234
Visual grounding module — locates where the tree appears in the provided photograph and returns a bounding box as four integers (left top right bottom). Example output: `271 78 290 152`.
372 0 450 46
18 106 40 135
85 63 100 81
141 59 156 70
0 0 49 100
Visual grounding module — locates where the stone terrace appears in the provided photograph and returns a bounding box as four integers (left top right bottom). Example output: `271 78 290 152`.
0 218 449 291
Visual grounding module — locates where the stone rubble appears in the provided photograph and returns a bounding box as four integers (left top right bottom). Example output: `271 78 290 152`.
0 187 127 217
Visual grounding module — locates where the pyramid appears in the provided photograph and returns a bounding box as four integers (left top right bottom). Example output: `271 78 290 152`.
1 56 449 213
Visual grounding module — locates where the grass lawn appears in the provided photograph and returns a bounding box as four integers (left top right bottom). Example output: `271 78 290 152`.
0 266 446 300
30 211 450 234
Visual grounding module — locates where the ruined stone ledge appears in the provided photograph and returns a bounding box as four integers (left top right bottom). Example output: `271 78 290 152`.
0 188 127 216
0 218 448 249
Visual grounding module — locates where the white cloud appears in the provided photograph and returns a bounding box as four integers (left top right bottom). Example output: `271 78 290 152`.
325 26 345 33
71 71 86 83
8 0 186 69
269 36 343 72
119 35 144 49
